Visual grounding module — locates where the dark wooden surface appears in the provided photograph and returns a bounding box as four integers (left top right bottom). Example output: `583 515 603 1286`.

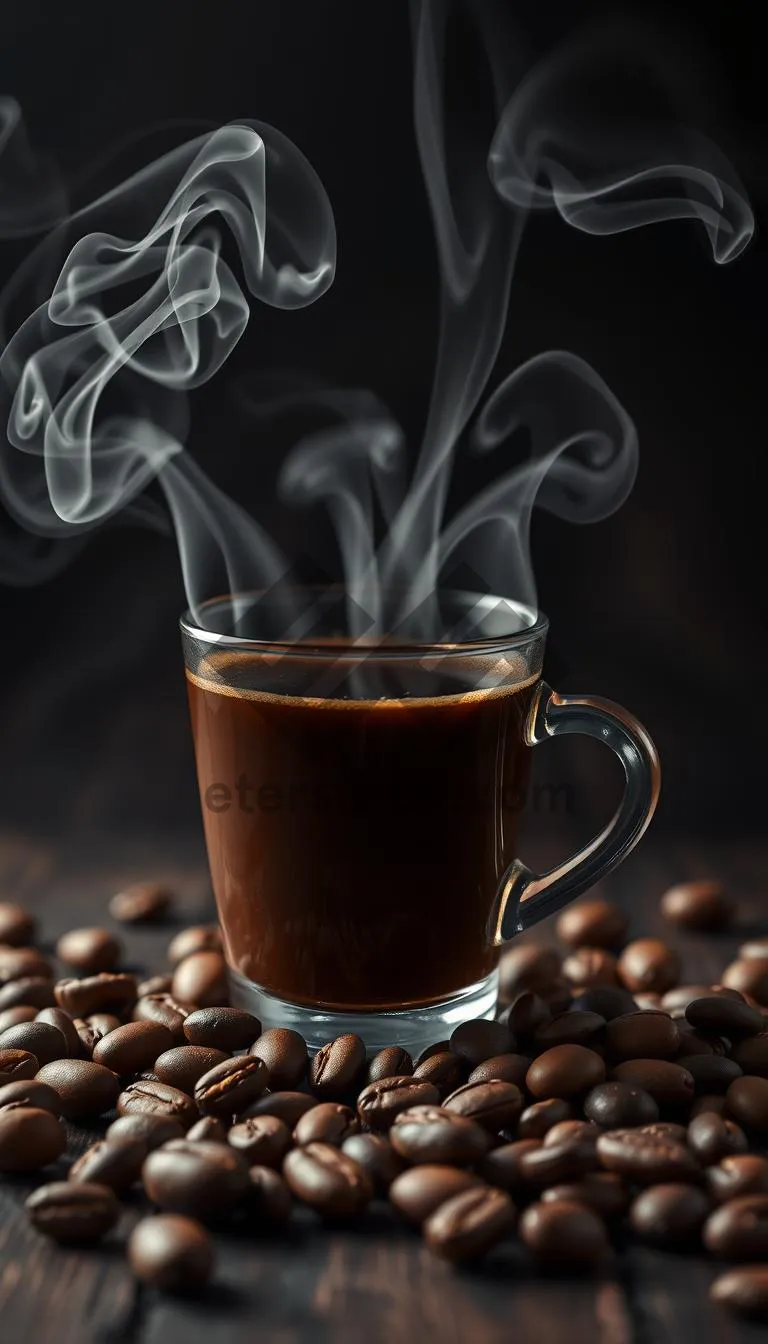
0 826 767 1343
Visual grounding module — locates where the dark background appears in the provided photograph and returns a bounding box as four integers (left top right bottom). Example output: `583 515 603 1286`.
0 0 764 843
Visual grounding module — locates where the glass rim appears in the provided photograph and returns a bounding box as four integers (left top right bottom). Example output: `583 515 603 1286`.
180 588 549 659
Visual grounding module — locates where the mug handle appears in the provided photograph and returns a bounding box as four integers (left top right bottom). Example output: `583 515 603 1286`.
490 682 661 944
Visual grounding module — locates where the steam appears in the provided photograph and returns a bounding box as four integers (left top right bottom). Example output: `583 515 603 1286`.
0 4 755 641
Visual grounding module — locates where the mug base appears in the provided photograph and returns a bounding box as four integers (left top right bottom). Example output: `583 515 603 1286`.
227 967 500 1056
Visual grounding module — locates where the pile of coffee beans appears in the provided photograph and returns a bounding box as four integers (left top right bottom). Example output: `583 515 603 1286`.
1 885 768 1318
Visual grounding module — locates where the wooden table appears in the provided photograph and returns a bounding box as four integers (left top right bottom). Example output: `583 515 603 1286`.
0 825 766 1344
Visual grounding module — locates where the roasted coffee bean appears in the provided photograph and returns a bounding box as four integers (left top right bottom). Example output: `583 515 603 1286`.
721 958 768 1006
424 1185 515 1263
26 1181 119 1243
183 1007 260 1052
341 1133 403 1191
534 1011 606 1049
449 1018 512 1067
629 1182 711 1245
0 1105 65 1171
0 978 56 1012
357 1077 440 1132
731 1035 768 1077
604 1011 680 1062
466 1054 529 1090
498 945 561 999
167 924 222 965
518 1136 600 1189
690 1095 729 1119
186 1116 227 1143
86 1012 122 1039
704 1194 768 1259
634 993 663 1011
413 1051 466 1096
69 1138 147 1193
37 1058 121 1119
128 1213 214 1291
661 880 734 931
526 1045 606 1100
294 1102 359 1147
310 1035 367 1099
687 1112 747 1165
611 1059 695 1107
110 882 173 924
137 975 174 998
239 1091 317 1129
556 899 628 950
0 1006 38 1033
583 1081 659 1129
365 1046 413 1085
143 1139 250 1218
443 1079 523 1132
74 1017 108 1057
726 1075 768 1132
107 1112 185 1151
55 973 137 1018
171 951 229 1009
195 1055 269 1118
247 1166 293 1224
618 939 681 995
283 1142 373 1219
544 1120 597 1145
596 1127 700 1183
710 1266 768 1321
478 1140 542 1192
570 985 637 1019
117 1079 198 1130
35 1007 82 1058
520 1199 608 1267
0 1048 39 1083
562 947 619 989
0 1079 61 1115
677 1054 742 1093
390 1105 491 1165
415 1040 451 1066
154 1046 230 1095
249 1028 308 1089
92 1021 176 1076
389 1164 484 1224
541 1172 630 1219
639 1121 689 1142
0 945 52 984
228 1115 292 1168
708 1154 768 1203
685 994 763 1037
56 927 121 975
133 993 191 1041
0 1020 67 1066
499 990 551 1038
518 1098 573 1140
0 902 36 946
740 939 768 961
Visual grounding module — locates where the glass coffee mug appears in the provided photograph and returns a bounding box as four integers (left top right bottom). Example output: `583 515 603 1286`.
181 589 660 1053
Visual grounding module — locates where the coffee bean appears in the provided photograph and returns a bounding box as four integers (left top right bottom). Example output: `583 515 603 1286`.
634 994 663 1011
283 1142 373 1219
390 1106 491 1165
544 1120 597 1145
731 1036 768 1077
443 1079 523 1132
0 902 36 947
238 1091 317 1128
541 1173 630 1218
186 1116 227 1143
249 1028 308 1089
167 925 222 965
87 1012 122 1040
183 1007 260 1053
365 1047 413 1085
413 1051 466 1096
520 1199 608 1267
171 951 229 1009
450 1018 512 1067
128 1213 214 1292
467 1053 530 1089
415 1040 451 1066
133 993 191 1041
247 1166 293 1225
107 1112 185 1151
137 975 174 998
55 973 137 1018
708 1154 768 1203
498 945 561 999
639 1121 689 1142
677 1054 742 1094
143 1138 250 1218
26 1181 119 1243
389 1165 483 1224
499 991 551 1039
154 1046 230 1095
518 1136 600 1189
611 1059 695 1107
228 1115 292 1167
0 945 52 984
0 1079 62 1115
727 1075 768 1132
0 1048 39 1083
570 985 637 1019
424 1185 515 1263
704 1194 768 1259
36 1058 120 1119
721 958 768 1006
0 1005 40 1030
710 1266 768 1321
596 1127 700 1183
685 994 764 1037
526 1045 606 1100
629 1182 710 1245
583 1081 659 1129
0 1106 66 1171
110 882 173 924
56 928 121 975
310 1035 367 1099
117 1079 198 1130
740 939 768 960
518 1098 573 1139
687 1112 747 1165
534 1012 606 1049
0 978 56 1011
294 1102 359 1147
556 899 628 950
195 1055 269 1118
618 939 681 995
93 1021 176 1076
341 1134 403 1191
604 1011 680 1062
0 1020 67 1067
661 880 734 931
35 1007 82 1058
478 1140 542 1192
69 1138 146 1193
562 947 619 989
356 1076 440 1132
